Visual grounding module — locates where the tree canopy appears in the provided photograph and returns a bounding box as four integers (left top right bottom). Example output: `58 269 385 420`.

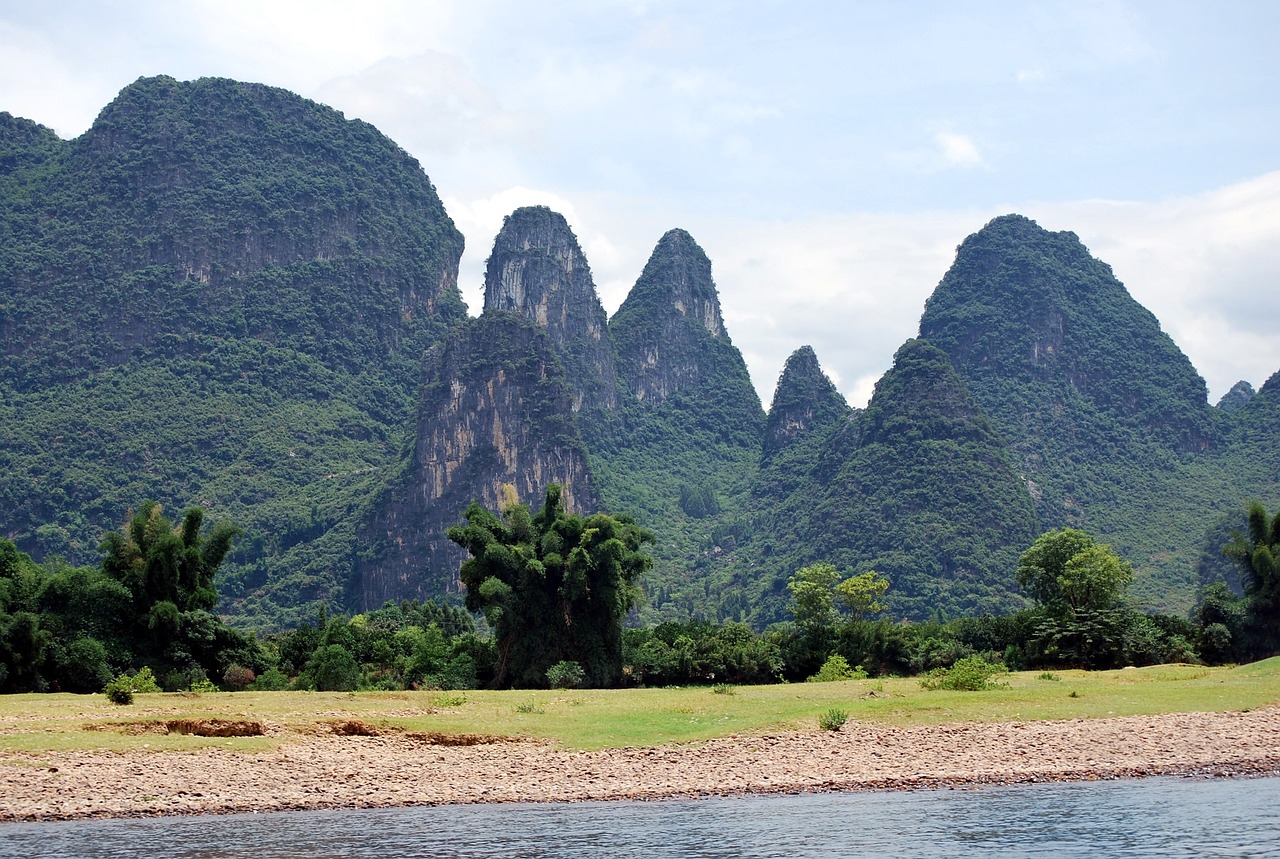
448 485 653 688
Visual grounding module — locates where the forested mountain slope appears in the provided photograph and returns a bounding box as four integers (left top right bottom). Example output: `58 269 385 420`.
917 215 1276 612
728 339 1039 622
0 76 466 625
585 229 765 622
2 77 1275 628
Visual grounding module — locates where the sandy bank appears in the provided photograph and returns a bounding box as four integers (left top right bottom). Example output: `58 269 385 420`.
2 707 1278 821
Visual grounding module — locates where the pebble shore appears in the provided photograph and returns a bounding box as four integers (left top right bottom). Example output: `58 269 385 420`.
3 706 1278 821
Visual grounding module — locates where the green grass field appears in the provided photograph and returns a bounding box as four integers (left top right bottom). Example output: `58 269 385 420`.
1 659 1277 756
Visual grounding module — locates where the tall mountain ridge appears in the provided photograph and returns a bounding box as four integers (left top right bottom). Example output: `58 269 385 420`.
1 78 1277 626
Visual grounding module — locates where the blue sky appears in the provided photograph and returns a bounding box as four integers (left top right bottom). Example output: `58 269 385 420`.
2 0 1277 406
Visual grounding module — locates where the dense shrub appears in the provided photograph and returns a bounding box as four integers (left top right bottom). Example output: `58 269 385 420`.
919 655 1008 691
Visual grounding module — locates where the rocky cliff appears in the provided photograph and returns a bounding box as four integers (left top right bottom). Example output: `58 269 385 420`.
584 228 765 622
611 228 729 404
482 206 617 412
352 312 598 608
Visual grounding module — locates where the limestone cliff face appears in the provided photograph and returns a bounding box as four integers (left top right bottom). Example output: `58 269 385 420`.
763 345 850 460
482 206 617 412
610 229 734 404
353 312 598 609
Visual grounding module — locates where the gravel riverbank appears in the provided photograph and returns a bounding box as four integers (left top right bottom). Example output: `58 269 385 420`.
3 707 1278 821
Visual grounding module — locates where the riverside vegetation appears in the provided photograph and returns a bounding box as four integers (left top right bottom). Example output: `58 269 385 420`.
2 488 1277 697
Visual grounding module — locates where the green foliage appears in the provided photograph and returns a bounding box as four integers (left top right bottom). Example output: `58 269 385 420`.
0 76 466 627
808 654 868 683
449 485 653 688
300 644 360 692
584 229 765 625
247 667 290 691
737 339 1039 624
188 678 218 693
546 661 587 690
787 563 842 633
623 620 782 686
919 655 1008 691
102 665 161 704
1198 501 1280 661
1017 529 1133 613
818 708 849 731
103 678 134 705
711 682 736 695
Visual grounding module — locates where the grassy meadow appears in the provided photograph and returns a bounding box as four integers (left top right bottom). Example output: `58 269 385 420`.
1 659 1277 757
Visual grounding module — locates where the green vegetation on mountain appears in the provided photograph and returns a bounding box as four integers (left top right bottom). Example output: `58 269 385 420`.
586 229 765 623
0 76 466 626
917 215 1279 613
1 76 1276 633
729 339 1039 623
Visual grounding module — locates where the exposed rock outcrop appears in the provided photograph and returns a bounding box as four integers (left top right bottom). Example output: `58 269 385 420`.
353 313 597 608
611 228 731 404
482 206 617 411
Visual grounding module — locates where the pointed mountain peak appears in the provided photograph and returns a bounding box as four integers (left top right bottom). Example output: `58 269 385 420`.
609 228 758 412
919 212 1212 452
1217 380 1256 413
482 206 616 411
861 338 1001 446
764 346 850 457
619 228 727 340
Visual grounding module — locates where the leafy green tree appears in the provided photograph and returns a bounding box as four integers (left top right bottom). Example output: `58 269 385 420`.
101 502 239 616
787 563 842 634
448 485 653 688
1017 529 1136 668
836 570 890 623
1017 529 1132 612
301 644 361 692
1223 501 1280 658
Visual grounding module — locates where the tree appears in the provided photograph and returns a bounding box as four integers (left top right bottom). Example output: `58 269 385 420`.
1016 529 1135 669
1223 501 1280 658
1016 529 1131 612
836 570 890 623
98 502 244 686
448 485 653 688
303 644 360 692
787 563 842 634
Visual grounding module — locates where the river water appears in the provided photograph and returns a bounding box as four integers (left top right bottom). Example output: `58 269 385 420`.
2 776 1277 857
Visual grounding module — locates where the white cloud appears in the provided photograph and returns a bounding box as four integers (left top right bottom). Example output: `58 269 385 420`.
315 51 536 157
0 20 111 136
936 131 985 167
1025 171 1280 397
888 129 989 174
